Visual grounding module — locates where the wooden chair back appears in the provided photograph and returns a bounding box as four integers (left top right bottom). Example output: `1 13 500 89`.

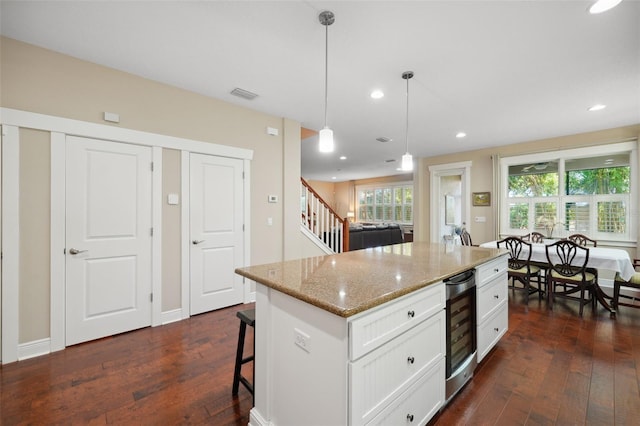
497 237 532 271
460 228 472 246
545 239 589 278
529 232 545 243
567 233 597 247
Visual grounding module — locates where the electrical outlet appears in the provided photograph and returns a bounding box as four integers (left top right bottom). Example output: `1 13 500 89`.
294 328 311 353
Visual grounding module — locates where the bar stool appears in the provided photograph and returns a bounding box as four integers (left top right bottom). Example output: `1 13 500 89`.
232 308 255 402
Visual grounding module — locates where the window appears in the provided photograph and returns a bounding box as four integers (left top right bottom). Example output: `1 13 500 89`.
500 143 636 242
357 183 413 224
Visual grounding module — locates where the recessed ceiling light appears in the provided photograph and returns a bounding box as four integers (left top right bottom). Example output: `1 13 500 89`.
385 159 396 163
370 90 384 99
376 136 392 143
588 104 606 111
331 176 337 180
456 132 467 138
589 0 622 14
339 156 347 160
396 167 403 171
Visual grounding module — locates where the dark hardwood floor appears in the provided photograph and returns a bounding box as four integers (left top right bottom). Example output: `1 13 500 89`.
2 290 640 425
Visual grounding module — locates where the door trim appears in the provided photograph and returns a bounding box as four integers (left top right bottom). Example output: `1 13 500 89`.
1 108 253 363
429 161 472 243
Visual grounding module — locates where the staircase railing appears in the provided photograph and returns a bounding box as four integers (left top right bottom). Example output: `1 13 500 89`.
301 177 349 253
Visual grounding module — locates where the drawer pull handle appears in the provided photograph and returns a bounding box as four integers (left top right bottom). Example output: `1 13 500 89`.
407 310 415 318
494 294 499 299
407 414 414 422
407 356 415 364
494 327 500 332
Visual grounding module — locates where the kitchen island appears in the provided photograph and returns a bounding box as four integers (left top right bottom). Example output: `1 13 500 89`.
235 242 507 426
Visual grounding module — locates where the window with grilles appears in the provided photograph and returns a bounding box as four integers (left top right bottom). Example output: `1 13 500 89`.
357 183 413 224
500 144 636 242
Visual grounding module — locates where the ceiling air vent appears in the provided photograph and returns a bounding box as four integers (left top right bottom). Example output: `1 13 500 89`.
385 159 396 163
230 87 259 100
376 136 393 143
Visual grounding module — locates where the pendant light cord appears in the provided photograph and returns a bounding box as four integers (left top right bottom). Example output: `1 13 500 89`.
324 21 329 128
405 75 409 153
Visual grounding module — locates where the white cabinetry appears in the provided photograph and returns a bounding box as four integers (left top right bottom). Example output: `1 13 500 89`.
251 281 445 426
475 255 508 362
349 283 445 425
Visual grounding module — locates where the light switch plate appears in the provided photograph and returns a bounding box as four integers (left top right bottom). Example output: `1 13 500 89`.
167 194 179 205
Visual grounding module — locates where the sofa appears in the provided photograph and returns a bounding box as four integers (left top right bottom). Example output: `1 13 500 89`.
348 223 404 251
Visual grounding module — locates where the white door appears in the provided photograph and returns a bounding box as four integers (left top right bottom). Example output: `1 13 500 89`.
66 136 152 346
190 153 244 315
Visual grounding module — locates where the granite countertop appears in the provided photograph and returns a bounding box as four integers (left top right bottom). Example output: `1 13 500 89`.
235 242 505 318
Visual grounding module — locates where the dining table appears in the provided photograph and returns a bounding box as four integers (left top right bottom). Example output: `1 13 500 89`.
479 239 636 315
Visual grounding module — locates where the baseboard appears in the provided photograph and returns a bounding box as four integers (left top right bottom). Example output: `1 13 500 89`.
18 338 51 361
249 408 270 426
161 308 184 325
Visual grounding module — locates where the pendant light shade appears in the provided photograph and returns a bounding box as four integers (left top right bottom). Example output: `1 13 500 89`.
401 71 414 172
402 152 413 171
319 127 334 153
318 10 335 153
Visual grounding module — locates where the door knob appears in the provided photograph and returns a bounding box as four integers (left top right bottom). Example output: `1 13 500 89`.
192 240 205 245
68 248 87 255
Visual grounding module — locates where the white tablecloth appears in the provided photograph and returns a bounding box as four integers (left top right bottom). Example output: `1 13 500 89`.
479 240 636 281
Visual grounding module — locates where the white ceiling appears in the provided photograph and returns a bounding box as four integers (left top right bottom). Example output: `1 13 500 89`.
2 1 639 182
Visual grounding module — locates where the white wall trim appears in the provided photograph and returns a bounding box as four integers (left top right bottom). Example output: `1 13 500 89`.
429 161 472 243
181 151 191 319
161 308 184 325
0 108 253 160
50 132 66 353
243 158 254 303
18 338 51 361
2 125 20 363
152 147 163 327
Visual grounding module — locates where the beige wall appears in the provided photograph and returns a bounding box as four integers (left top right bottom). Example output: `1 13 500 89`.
161 149 182 312
1 36 301 343
18 129 51 343
416 126 640 256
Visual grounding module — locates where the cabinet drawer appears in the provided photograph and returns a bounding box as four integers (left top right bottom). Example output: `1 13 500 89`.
476 255 508 287
477 271 508 322
365 358 445 426
350 310 445 426
477 302 508 363
349 283 445 360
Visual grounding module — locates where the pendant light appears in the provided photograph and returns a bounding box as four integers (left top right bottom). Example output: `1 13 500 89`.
401 71 414 171
318 10 335 153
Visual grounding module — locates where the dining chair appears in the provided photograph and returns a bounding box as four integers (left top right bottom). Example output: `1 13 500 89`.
460 228 473 246
567 233 597 247
497 237 542 306
545 239 597 316
612 258 640 311
529 232 545 243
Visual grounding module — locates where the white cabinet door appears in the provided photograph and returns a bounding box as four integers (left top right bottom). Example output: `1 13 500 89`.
66 136 152 346
350 310 445 425
189 153 244 315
